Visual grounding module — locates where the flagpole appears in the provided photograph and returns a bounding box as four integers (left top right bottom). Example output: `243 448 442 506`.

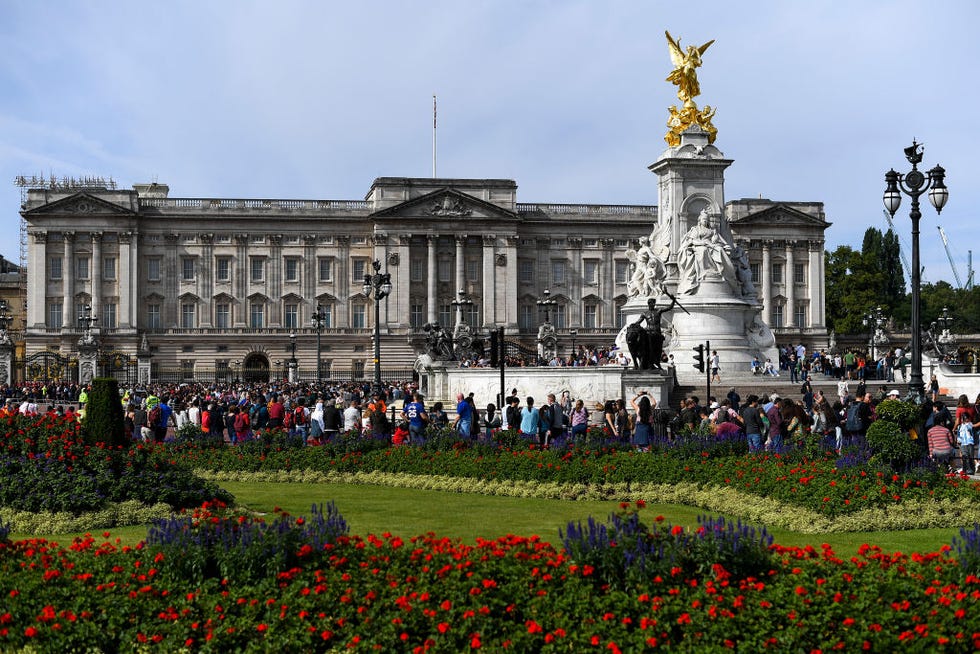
432 95 437 178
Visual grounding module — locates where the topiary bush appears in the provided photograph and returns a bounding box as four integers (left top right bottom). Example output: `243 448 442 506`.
82 377 127 448
866 419 923 471
875 398 920 430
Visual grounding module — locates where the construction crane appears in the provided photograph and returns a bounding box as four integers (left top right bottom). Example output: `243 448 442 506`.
937 225 974 290
882 209 915 288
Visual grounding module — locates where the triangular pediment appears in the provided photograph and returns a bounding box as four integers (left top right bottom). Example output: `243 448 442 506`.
728 204 827 228
23 192 135 216
371 188 518 221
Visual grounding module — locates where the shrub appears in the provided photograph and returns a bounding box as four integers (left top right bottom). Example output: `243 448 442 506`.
0 517 9 543
866 419 923 471
875 398 920 430
145 499 348 583
82 378 127 448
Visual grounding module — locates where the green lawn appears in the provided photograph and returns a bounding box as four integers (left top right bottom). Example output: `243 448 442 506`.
12 481 965 558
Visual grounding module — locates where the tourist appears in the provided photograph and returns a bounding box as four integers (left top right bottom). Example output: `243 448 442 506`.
613 399 631 442
453 392 473 438
430 402 449 429
323 398 342 441
710 350 721 383
927 415 956 473
519 397 540 441
630 391 654 452
569 399 589 440
740 395 764 452
402 392 429 443
343 399 362 434
309 398 325 444
484 403 501 439
765 397 783 451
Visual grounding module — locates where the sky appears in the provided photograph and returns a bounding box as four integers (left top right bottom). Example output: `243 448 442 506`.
2 0 978 291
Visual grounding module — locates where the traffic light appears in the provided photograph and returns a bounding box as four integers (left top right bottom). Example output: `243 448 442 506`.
490 329 499 368
692 344 705 372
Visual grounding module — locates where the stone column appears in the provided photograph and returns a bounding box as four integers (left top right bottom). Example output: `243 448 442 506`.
455 235 466 295
504 236 519 331
482 235 495 327
568 237 583 326
234 234 248 327
808 240 824 327
785 241 796 328
63 232 75 329
119 232 133 329
91 234 102 322
199 233 214 328
394 235 411 329
336 236 350 328
761 240 772 326
600 238 615 328
165 233 179 327
28 232 46 329
426 236 437 323
269 234 282 327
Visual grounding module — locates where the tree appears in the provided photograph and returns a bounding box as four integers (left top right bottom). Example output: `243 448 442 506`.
825 228 907 334
82 377 128 448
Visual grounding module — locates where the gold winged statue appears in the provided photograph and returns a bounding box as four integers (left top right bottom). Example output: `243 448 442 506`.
664 31 718 146
665 30 714 107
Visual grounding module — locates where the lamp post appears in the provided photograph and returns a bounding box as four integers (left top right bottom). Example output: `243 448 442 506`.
536 289 557 324
232 359 241 383
0 300 12 335
362 259 392 389
288 333 297 383
569 328 578 360
77 304 97 338
861 306 886 363
883 140 948 403
451 289 473 331
933 306 955 358
311 304 328 384
274 359 283 381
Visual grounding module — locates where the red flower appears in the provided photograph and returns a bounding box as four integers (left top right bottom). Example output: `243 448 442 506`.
257 624 268 632
24 626 38 637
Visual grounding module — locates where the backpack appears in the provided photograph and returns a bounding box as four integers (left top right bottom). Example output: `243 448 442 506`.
845 403 863 432
294 407 308 425
148 406 162 428
234 412 248 433
715 408 729 424
283 410 295 429
958 422 975 446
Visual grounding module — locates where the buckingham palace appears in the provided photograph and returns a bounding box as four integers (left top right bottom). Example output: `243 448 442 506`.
19 174 829 383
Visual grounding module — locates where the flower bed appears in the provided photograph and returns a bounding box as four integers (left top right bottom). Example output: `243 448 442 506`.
172 427 980 524
1 502 979 651
0 414 232 532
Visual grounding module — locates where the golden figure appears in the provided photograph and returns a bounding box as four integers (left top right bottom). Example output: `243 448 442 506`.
664 32 718 146
665 31 714 107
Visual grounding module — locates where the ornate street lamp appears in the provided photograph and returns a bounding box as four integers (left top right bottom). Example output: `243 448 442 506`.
861 306 887 363
883 141 948 403
77 304 97 338
450 289 473 331
232 359 242 383
536 289 557 324
362 259 392 389
311 304 328 384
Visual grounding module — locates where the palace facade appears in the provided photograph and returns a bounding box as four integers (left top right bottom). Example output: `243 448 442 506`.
20 176 829 383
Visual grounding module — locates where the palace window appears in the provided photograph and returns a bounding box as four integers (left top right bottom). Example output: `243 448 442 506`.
518 305 534 330
180 303 196 329
410 258 424 282
616 300 626 329
76 256 90 279
794 263 806 285
216 257 231 282
284 258 299 282
795 303 807 327
750 263 761 284
437 259 451 283
771 262 783 284
249 302 264 328
318 258 333 282
583 303 598 328
181 257 195 281
46 302 62 328
353 259 367 282
352 304 366 329
48 257 62 281
284 303 298 329
466 258 480 283
215 303 230 329
147 258 161 281
147 304 161 329
438 304 452 327
250 257 264 282
410 303 424 329
518 260 534 283
772 304 784 329
614 260 629 285
552 303 567 329
552 260 566 286
101 302 116 329
584 261 599 286
102 256 116 280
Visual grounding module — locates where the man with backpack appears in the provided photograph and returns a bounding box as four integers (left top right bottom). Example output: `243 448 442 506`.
292 399 310 443
844 393 873 449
